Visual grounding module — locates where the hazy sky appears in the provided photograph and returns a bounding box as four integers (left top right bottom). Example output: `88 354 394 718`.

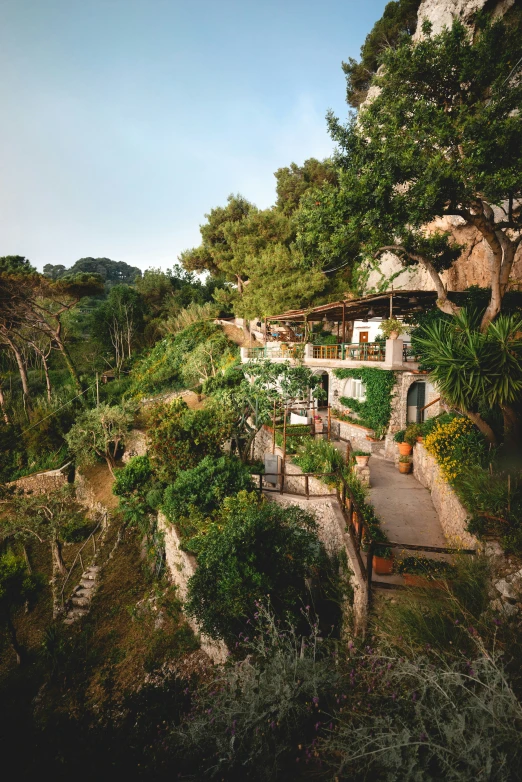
0 0 387 272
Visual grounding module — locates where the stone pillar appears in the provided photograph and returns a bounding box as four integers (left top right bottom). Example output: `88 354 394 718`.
385 338 404 367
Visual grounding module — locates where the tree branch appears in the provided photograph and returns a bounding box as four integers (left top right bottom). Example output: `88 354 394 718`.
373 246 460 316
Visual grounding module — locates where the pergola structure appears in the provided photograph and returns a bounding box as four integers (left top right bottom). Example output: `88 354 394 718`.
264 289 445 343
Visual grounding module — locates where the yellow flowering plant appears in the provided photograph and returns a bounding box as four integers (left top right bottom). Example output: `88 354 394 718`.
424 417 485 484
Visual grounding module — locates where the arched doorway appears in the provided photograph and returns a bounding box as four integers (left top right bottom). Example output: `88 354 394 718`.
407 381 426 423
318 371 329 409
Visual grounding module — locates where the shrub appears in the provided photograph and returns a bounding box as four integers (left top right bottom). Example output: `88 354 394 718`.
424 416 486 483
323 647 522 781
128 321 229 396
162 455 253 527
293 438 344 480
113 455 154 497
185 492 324 643
173 605 342 781
147 397 234 482
393 429 406 443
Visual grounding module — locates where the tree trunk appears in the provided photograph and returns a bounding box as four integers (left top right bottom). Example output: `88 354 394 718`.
3 334 31 403
40 352 52 402
55 336 83 397
501 405 520 458
52 539 66 576
466 410 497 445
0 386 9 423
104 454 116 478
4 611 24 665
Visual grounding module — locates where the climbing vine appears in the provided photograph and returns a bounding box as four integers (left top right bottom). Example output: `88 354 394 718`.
334 368 396 438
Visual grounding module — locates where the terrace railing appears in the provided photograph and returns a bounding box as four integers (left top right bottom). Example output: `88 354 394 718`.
245 345 305 360
312 342 385 362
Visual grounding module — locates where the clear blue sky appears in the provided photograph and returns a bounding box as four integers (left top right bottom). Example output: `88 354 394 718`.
0 0 388 272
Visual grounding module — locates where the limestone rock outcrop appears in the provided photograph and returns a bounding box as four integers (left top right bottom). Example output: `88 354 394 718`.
414 0 514 38
365 0 521 294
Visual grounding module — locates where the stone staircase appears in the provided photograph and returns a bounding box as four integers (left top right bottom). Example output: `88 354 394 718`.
63 565 100 624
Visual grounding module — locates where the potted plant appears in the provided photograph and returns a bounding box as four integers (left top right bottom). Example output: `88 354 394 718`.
379 318 410 341
393 429 412 456
371 528 393 575
353 450 371 467
398 455 412 474
405 423 423 444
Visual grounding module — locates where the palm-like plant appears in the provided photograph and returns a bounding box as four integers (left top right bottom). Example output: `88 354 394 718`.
413 310 522 447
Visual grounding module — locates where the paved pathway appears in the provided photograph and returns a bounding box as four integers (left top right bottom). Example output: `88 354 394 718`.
369 457 447 550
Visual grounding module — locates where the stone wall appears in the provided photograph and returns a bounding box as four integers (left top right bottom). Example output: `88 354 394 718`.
122 429 148 464
332 418 376 452
8 466 69 495
158 512 228 664
252 427 369 633
413 443 478 549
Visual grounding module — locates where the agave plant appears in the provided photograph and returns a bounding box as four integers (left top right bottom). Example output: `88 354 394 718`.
413 309 522 447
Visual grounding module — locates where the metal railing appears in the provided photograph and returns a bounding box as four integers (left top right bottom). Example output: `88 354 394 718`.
245 345 305 360
312 343 385 361
253 468 476 605
402 344 420 362
60 512 107 608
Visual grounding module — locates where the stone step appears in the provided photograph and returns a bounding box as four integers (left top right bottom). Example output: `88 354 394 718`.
63 608 88 624
74 587 93 599
71 596 90 608
81 570 98 581
79 578 96 589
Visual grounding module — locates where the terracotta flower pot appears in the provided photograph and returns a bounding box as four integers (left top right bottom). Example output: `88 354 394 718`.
355 455 370 467
398 442 413 456
399 461 412 474
416 436 424 443
373 554 393 576
403 574 445 589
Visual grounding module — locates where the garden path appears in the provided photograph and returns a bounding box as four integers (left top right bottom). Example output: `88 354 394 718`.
368 457 447 551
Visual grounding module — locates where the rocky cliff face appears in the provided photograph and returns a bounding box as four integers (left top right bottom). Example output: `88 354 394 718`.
366 0 522 294
414 0 515 37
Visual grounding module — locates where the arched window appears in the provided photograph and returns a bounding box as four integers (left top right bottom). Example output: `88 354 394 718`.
342 377 366 401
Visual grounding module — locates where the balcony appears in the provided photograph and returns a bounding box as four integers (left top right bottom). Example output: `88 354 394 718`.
241 339 419 370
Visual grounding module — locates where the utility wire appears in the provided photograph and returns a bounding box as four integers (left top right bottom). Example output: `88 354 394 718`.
21 382 96 435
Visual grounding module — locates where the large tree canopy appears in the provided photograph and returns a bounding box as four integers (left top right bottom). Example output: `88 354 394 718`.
179 160 343 318
43 257 142 289
319 17 522 329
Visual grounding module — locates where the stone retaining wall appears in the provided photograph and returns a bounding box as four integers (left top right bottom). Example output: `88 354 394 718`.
122 429 148 463
252 426 369 633
269 493 368 633
331 418 376 452
8 467 69 495
413 444 478 549
158 512 229 664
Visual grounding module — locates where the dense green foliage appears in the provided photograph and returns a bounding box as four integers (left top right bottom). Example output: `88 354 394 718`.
147 397 234 482
185 492 325 643
413 309 522 447
335 367 396 437
66 402 135 475
342 0 421 107
293 437 345 480
128 321 236 396
162 455 253 528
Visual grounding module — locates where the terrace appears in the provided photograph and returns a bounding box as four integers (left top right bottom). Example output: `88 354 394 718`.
241 290 437 371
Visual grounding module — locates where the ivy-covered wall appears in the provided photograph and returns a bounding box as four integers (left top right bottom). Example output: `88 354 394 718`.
334 368 396 438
